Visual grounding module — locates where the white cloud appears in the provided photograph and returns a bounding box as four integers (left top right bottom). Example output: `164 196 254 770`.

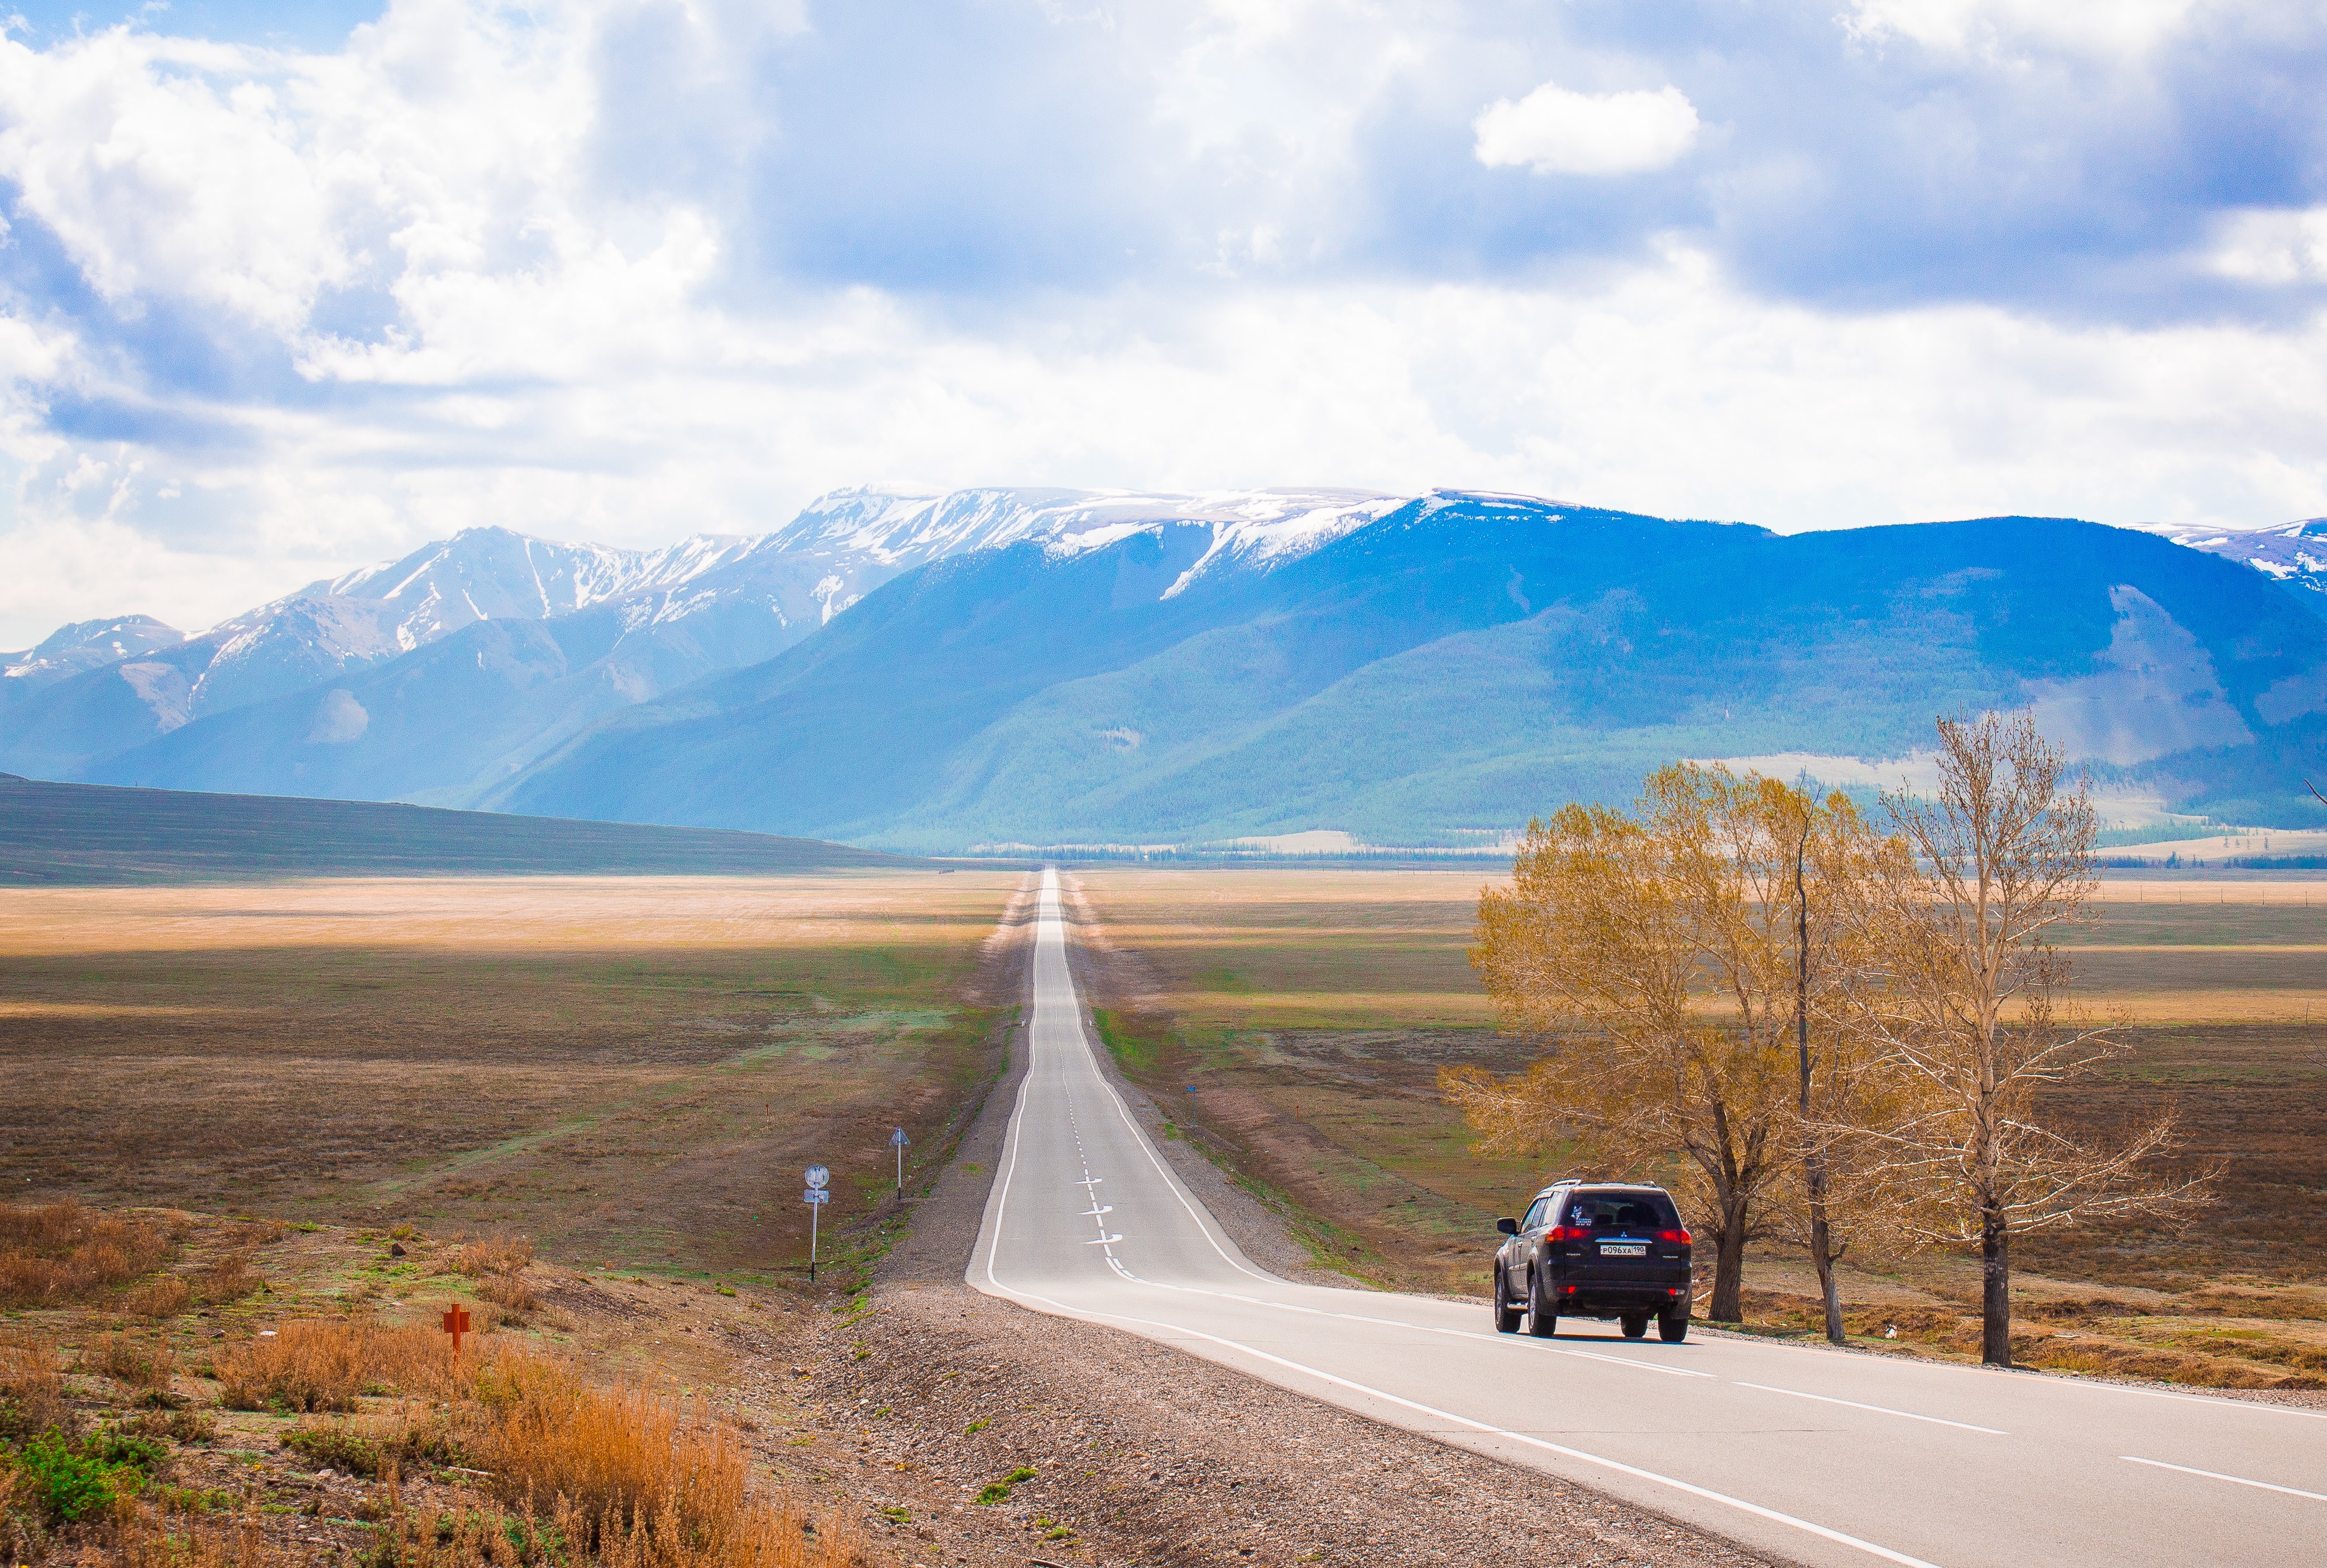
1840 0 2205 58
0 1 2325 646
1472 81 1699 177
2208 208 2327 286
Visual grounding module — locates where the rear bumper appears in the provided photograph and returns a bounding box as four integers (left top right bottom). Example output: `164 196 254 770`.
1551 1276 1689 1315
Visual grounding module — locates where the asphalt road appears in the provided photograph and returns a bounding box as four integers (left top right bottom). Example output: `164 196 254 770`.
969 870 2327 1568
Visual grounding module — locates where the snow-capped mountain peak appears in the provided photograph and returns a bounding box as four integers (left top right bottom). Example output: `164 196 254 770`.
2141 518 2327 608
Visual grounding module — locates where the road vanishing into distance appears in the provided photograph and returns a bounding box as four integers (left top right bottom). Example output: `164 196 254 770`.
970 870 2327 1568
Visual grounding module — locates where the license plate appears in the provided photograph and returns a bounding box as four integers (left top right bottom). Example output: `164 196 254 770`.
1599 1243 1647 1257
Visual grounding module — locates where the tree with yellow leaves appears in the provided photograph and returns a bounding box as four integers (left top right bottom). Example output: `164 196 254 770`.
1452 763 1855 1322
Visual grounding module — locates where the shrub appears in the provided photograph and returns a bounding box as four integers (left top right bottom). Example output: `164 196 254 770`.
123 1275 193 1318
455 1236 534 1278
92 1332 180 1391
81 1429 172 1475
11 1430 141 1522
0 1202 173 1307
214 1321 460 1414
0 1331 74 1442
281 1421 384 1478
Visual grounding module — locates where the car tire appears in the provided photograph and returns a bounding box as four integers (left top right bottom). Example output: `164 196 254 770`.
1658 1307 1689 1344
1621 1313 1648 1340
1527 1269 1557 1337
1493 1267 1523 1334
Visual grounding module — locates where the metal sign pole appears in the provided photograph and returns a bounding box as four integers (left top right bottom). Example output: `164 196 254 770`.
890 1126 910 1196
805 1163 830 1283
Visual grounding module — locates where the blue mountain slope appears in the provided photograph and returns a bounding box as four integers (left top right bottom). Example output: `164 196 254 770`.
494 499 2327 848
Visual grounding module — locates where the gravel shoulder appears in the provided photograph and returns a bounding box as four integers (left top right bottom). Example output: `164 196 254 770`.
822 875 1784 1568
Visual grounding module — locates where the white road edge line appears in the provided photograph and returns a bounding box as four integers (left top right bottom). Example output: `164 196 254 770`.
2081 1380 2327 1422
1733 1382 2007 1435
990 1276 1945 1568
2121 1456 2327 1503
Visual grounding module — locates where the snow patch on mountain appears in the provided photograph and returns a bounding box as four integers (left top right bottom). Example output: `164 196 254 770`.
1 616 184 689
2142 518 2327 606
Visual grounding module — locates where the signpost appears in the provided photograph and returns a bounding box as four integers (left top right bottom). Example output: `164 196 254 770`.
805 1164 830 1281
889 1126 909 1195
440 1302 471 1355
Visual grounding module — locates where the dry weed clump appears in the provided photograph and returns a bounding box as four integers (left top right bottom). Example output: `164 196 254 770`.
215 1320 462 1413
0 1330 74 1441
90 1331 180 1391
442 1350 868 1566
109 1503 282 1567
187 1251 267 1306
476 1274 539 1316
455 1235 535 1278
122 1274 193 1318
0 1201 173 1307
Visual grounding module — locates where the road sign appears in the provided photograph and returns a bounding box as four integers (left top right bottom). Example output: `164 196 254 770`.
890 1126 909 1193
803 1167 830 1282
889 1127 909 1147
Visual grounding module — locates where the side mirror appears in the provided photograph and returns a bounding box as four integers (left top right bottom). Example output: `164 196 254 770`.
1496 1217 1519 1236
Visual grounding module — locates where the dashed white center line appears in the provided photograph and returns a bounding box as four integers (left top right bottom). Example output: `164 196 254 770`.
1732 1383 2007 1435
2121 1456 2327 1503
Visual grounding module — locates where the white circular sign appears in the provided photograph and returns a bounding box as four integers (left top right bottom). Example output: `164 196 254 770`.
806 1164 830 1190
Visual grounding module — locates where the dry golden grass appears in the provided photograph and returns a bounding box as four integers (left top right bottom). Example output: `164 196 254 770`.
0 870 1020 1276
455 1234 535 1276
90 1329 180 1390
214 1319 462 1413
123 1274 194 1318
0 871 1011 959
476 1274 539 1315
188 1252 268 1306
0 1330 71 1441
111 1508 283 1567
190 1311 873 1567
0 1200 174 1307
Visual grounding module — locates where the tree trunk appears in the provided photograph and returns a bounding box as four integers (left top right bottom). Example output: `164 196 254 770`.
1809 1204 1844 1344
1710 1198 1750 1322
1980 1203 2012 1366
1793 834 1844 1344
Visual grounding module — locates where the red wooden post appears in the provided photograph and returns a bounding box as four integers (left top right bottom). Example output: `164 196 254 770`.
441 1302 471 1354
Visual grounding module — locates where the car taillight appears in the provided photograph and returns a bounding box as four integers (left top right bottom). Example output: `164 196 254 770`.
1658 1229 1692 1245
1545 1225 1586 1243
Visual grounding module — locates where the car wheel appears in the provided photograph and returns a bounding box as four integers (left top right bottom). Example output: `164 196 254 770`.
1493 1267 1522 1334
1621 1313 1648 1340
1527 1269 1557 1337
1658 1307 1689 1344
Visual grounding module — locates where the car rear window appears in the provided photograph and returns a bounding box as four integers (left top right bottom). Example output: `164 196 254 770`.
1562 1191 1680 1229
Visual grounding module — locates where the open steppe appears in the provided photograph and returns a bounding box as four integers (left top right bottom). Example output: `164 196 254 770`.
0 870 1027 1279
1066 865 2327 1390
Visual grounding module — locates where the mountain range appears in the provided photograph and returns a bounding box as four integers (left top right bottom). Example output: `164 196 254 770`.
4 487 2323 851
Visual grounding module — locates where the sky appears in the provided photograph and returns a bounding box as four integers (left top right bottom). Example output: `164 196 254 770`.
1 0 2324 645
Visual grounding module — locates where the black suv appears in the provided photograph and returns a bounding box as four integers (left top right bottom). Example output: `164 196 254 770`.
1493 1181 1692 1342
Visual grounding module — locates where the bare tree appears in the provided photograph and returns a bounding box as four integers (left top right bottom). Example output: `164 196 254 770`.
1849 711 2206 1366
